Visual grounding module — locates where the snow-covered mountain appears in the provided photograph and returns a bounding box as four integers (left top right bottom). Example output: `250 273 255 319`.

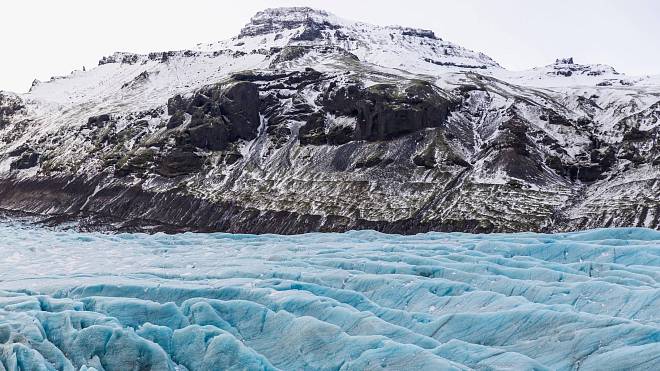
0 7 658 233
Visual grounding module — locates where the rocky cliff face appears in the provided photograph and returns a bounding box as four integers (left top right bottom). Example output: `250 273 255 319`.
0 7 658 233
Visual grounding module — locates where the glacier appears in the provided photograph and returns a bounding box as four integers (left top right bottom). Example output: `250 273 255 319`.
0 224 658 370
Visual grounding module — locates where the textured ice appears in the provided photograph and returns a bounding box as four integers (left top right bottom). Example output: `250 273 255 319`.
0 224 658 370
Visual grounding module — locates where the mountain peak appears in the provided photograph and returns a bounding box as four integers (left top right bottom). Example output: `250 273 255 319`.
546 57 619 77
227 7 499 71
239 7 440 42
555 57 575 65
254 6 333 19
239 7 343 38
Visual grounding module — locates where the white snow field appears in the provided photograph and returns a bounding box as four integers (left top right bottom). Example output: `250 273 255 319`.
0 224 659 370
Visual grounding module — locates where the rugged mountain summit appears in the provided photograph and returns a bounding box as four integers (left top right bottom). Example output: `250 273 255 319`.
0 7 658 233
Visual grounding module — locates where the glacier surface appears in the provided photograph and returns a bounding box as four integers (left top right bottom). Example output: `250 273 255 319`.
0 224 658 370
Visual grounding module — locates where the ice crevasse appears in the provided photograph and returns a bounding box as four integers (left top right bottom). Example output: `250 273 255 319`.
0 225 658 370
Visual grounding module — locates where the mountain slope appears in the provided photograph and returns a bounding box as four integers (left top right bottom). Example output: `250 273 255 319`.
0 7 658 233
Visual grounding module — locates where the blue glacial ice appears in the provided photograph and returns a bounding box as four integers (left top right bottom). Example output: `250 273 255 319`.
0 224 658 370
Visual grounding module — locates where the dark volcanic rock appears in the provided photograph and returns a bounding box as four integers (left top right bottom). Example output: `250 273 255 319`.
86 114 111 128
478 116 549 182
10 152 40 170
299 112 354 146
0 93 25 128
292 22 325 41
167 81 260 151
156 150 205 178
115 148 155 178
571 164 602 182
299 113 327 145
400 28 438 39
319 81 456 142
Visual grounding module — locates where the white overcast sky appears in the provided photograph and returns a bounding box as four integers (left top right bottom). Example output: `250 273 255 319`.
1 0 659 93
